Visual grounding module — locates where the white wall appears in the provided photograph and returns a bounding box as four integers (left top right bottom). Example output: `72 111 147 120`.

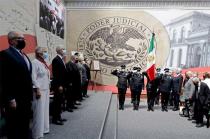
0 0 65 62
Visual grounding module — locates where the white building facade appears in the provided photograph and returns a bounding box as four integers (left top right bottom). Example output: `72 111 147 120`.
166 11 210 69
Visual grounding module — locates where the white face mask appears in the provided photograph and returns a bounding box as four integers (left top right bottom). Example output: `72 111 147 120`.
62 49 66 54
61 49 67 57
43 52 48 60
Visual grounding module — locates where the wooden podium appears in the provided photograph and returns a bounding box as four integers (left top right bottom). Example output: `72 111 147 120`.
91 69 101 91
90 60 101 91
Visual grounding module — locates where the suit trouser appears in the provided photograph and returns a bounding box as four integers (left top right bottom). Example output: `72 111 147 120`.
147 90 156 109
5 103 31 139
131 91 134 103
66 86 75 109
118 88 127 106
172 91 180 108
32 89 50 139
132 90 141 107
82 80 89 96
52 90 63 121
155 90 160 104
196 106 204 124
161 92 169 109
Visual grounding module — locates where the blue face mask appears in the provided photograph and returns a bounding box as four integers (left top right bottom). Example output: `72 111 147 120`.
43 52 48 60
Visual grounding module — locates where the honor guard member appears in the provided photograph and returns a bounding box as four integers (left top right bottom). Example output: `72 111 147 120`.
111 65 129 110
159 68 173 112
155 68 162 105
129 67 144 110
144 70 162 111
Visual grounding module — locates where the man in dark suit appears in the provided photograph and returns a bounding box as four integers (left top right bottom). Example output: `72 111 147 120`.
83 58 91 98
0 31 33 139
172 69 183 111
51 47 67 125
196 73 210 127
65 55 82 111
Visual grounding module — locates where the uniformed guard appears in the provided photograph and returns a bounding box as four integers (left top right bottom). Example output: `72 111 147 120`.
158 68 173 112
155 68 162 105
111 65 129 110
144 70 162 111
129 67 144 110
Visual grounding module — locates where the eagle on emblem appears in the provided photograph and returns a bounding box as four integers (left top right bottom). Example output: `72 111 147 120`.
89 25 145 51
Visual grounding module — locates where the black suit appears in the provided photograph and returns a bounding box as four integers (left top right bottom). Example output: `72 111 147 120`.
0 47 33 139
172 74 183 109
195 82 210 124
66 61 81 102
83 64 91 96
51 55 67 121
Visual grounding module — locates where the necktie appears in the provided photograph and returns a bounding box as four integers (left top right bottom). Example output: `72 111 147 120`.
20 51 30 70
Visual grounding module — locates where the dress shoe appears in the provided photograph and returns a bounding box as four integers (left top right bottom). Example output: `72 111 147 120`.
172 108 179 111
188 118 193 121
71 106 78 109
196 123 204 128
52 120 64 125
59 118 67 122
192 120 196 123
67 109 73 112
150 107 154 112
165 109 168 112
147 108 150 111
84 95 89 98
161 108 164 112
121 105 124 110
75 102 81 105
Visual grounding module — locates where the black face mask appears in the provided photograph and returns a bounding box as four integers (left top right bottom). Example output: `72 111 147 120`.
16 40 26 50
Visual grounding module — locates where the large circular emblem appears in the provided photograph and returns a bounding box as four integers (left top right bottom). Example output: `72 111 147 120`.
77 17 156 75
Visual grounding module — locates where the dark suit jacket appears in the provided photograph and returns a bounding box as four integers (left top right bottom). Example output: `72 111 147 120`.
83 64 91 80
172 74 183 93
198 82 210 107
66 61 81 91
0 47 32 115
52 55 67 89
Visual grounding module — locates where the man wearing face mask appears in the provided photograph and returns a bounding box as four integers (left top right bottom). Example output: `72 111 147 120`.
51 46 67 125
0 31 33 139
31 47 50 139
111 65 129 110
128 67 145 110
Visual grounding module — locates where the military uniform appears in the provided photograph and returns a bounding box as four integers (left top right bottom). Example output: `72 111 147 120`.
159 71 173 111
129 68 144 110
144 72 162 111
111 68 129 110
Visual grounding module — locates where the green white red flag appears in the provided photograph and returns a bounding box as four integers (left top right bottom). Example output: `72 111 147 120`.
146 33 156 81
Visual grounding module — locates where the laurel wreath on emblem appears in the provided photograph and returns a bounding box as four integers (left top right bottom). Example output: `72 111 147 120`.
84 25 148 68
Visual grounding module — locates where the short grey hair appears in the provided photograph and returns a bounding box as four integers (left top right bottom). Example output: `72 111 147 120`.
8 31 17 40
35 47 42 54
192 77 200 83
56 46 62 53
7 31 23 40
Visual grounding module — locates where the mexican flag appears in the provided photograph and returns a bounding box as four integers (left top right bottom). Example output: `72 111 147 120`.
146 33 156 81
